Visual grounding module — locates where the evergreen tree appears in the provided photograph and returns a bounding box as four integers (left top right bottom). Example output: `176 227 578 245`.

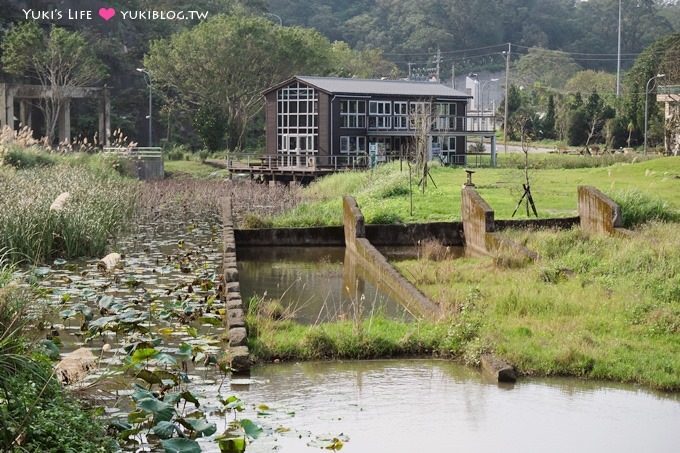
542 94 556 139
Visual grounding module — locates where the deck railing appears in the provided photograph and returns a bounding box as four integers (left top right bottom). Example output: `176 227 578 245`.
103 146 162 158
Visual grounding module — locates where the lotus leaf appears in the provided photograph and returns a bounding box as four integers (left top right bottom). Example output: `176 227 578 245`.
161 438 202 453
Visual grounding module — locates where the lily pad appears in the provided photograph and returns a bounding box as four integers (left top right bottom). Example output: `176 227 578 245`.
161 438 201 453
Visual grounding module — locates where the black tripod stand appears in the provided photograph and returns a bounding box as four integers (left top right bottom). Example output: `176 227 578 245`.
512 130 538 218
512 183 538 217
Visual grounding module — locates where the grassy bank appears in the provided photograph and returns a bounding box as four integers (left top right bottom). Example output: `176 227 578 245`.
393 222 680 391
268 155 680 226
247 316 450 361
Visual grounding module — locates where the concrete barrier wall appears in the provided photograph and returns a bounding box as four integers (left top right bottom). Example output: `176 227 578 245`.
366 222 463 246
343 195 439 318
461 187 496 257
461 187 538 261
578 185 622 235
235 226 345 246
122 156 164 180
221 198 250 372
235 223 464 247
343 196 365 253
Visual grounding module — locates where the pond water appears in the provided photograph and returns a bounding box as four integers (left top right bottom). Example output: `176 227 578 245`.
195 359 680 453
237 246 415 324
22 219 680 453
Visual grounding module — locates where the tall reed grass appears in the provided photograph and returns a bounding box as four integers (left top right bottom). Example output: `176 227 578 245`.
0 165 137 263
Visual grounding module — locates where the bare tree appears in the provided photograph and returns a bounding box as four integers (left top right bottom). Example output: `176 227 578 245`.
407 99 436 193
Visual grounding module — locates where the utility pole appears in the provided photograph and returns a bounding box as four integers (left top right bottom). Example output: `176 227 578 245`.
408 63 413 80
502 43 510 154
435 47 441 82
451 63 455 89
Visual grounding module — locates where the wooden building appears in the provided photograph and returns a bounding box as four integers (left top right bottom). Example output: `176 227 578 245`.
262 76 496 169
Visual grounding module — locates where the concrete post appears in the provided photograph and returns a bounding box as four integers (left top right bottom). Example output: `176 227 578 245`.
58 99 71 144
98 86 111 146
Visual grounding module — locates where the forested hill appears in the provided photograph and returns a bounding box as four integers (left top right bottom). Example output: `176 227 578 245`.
2 0 679 75
269 0 680 73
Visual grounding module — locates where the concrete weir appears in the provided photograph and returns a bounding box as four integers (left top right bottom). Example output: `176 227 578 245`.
221 186 622 378
343 196 440 318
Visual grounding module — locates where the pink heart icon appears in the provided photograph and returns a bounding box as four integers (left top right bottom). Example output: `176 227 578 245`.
98 7 115 21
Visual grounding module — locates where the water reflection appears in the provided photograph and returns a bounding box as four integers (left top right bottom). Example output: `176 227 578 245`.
197 360 680 453
237 247 414 323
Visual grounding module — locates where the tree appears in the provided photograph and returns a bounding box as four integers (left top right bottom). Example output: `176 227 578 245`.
514 47 582 90
145 14 336 150
329 41 398 79
193 102 228 151
541 94 556 139
625 33 680 148
564 70 616 100
1 22 106 144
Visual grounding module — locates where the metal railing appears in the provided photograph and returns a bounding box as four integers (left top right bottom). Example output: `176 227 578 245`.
103 146 162 158
365 114 497 134
226 153 369 171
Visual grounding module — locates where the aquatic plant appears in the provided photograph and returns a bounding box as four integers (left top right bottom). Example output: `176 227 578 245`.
0 164 137 263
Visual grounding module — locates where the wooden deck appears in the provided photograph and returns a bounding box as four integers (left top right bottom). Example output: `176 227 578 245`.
206 158 364 184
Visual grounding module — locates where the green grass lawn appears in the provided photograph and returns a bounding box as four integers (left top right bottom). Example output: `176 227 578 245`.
394 222 680 390
270 155 680 226
256 154 680 390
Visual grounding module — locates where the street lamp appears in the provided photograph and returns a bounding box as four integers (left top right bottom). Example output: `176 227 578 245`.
644 73 665 154
616 0 622 97
480 78 500 114
502 46 510 153
136 68 152 147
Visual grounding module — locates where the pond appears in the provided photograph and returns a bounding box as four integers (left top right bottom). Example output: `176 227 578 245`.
237 246 415 324
194 359 680 453
22 218 680 453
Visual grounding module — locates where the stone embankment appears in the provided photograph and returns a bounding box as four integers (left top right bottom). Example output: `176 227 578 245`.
221 198 250 371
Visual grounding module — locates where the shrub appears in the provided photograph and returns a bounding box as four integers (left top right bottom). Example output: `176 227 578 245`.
368 211 403 224
3 146 56 169
241 213 274 229
609 189 680 227
164 144 188 161
198 149 210 162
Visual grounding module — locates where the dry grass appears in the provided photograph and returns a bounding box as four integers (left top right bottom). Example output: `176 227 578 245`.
134 178 301 227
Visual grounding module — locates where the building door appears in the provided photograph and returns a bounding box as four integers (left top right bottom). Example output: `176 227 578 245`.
281 134 315 167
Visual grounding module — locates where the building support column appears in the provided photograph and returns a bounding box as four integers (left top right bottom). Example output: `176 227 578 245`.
98 85 111 146
58 99 71 144
1 86 15 130
19 100 31 129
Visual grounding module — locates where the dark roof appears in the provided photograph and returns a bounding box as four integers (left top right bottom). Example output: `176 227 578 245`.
264 76 470 98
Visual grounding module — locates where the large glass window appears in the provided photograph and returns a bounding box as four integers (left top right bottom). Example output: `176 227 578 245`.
277 82 318 153
368 101 392 129
340 100 366 128
340 136 366 154
435 102 457 130
394 101 408 129
409 101 431 130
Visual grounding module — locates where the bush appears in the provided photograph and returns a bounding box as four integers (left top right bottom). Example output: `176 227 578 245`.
0 285 115 452
367 211 403 224
241 213 273 229
609 189 680 227
164 144 188 161
3 146 56 169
